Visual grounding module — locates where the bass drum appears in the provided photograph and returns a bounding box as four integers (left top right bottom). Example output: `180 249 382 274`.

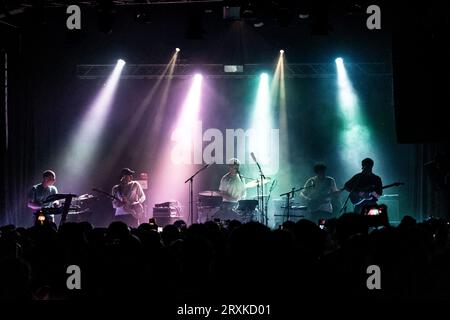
211 202 241 222
236 200 259 223
197 206 220 223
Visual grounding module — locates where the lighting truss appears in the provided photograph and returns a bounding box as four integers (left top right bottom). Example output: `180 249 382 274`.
77 63 392 79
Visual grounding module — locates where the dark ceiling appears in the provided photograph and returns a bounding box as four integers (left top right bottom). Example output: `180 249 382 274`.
1 0 394 65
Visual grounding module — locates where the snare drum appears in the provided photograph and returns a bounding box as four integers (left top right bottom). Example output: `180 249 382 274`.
212 202 240 222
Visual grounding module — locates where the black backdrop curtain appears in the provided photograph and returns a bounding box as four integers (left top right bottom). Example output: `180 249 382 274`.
409 143 450 220
1 31 36 226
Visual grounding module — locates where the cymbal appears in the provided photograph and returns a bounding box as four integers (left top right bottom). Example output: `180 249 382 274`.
245 177 272 188
198 190 222 197
251 195 271 198
280 205 308 210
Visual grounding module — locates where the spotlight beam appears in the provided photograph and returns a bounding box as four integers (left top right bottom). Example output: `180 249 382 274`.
59 59 125 192
277 52 290 190
102 53 178 174
250 73 276 173
151 74 203 219
335 58 372 176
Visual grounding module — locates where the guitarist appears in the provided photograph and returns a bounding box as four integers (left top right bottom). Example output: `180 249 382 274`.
111 168 146 227
301 163 340 220
344 158 383 213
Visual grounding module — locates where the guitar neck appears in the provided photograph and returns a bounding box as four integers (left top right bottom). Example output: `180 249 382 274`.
382 183 404 189
354 183 403 192
92 188 120 202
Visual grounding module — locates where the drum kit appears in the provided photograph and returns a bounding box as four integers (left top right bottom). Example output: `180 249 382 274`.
197 177 273 224
196 176 316 226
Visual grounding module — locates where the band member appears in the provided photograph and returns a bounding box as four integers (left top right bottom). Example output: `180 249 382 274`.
27 170 59 224
112 168 146 228
214 158 246 221
344 158 383 213
300 163 340 220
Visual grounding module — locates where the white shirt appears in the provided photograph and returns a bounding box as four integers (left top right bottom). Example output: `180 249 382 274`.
219 173 246 202
301 176 338 213
112 181 146 216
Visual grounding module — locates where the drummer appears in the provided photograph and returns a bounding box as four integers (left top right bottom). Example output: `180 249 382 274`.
214 158 246 220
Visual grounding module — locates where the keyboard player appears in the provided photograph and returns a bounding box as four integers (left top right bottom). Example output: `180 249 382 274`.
27 170 59 225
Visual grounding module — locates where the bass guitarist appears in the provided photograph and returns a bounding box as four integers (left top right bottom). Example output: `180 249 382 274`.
112 168 146 227
344 158 383 213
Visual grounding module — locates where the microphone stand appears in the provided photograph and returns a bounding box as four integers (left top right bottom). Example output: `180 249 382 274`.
253 156 267 226
264 180 277 226
256 180 260 222
184 163 211 225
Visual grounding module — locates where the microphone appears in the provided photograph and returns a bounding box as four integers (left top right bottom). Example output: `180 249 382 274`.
250 152 265 179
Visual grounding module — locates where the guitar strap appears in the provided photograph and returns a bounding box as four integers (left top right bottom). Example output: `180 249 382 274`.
338 173 364 217
118 182 132 201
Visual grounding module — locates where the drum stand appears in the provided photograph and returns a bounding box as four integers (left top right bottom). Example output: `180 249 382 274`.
278 185 313 223
279 188 296 222
60 194 78 227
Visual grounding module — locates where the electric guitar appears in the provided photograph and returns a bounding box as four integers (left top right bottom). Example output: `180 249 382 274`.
307 189 344 211
92 188 144 220
349 182 404 206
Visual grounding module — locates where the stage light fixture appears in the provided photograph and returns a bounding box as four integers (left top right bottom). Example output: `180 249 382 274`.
224 65 243 73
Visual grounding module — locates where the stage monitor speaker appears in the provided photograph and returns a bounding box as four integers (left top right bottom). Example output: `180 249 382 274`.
153 216 180 227
152 207 181 227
